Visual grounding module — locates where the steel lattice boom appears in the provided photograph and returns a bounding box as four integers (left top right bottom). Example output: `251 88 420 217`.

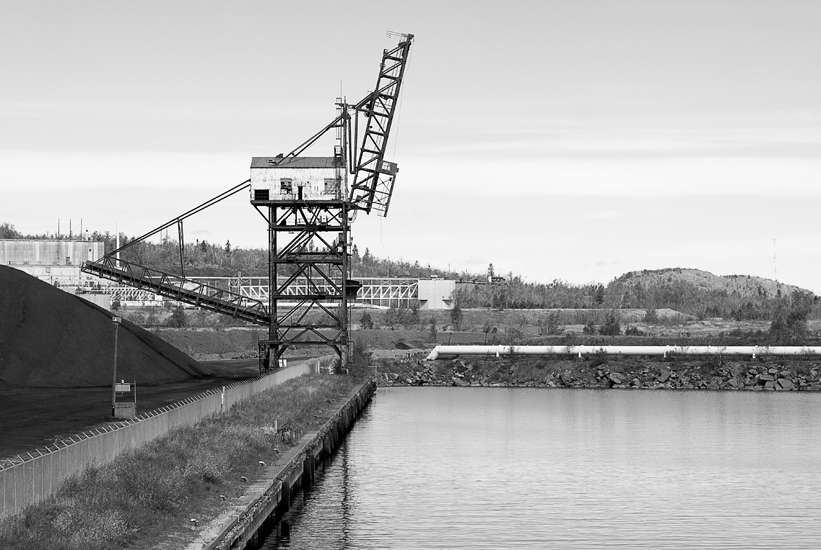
348 34 414 216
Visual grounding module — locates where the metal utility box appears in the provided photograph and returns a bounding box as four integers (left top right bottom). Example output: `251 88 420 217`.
113 402 136 419
113 378 136 419
250 156 344 203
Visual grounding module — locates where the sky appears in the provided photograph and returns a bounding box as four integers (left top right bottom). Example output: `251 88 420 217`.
1 1 820 291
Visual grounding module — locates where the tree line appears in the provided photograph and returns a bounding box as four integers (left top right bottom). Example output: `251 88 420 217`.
4 221 819 322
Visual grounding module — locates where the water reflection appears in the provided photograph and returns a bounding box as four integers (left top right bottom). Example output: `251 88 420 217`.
257 388 821 549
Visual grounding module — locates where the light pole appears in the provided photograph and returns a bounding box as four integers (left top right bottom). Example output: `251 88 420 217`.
111 316 121 417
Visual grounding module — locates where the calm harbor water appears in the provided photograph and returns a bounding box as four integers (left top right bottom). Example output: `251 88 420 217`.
257 387 821 549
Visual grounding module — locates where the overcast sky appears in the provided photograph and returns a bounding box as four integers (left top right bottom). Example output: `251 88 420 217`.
2 1 820 291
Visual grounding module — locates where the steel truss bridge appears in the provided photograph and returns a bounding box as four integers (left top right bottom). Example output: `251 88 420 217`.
103 277 418 308
103 276 414 306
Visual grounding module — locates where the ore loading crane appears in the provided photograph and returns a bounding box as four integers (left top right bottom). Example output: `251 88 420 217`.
82 32 414 372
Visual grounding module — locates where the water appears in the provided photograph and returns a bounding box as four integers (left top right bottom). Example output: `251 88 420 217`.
257 387 821 549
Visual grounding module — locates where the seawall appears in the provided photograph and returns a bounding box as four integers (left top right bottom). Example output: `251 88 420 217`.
187 379 376 550
381 354 821 391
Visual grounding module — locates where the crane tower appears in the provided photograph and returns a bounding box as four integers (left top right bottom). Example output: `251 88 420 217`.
82 33 414 372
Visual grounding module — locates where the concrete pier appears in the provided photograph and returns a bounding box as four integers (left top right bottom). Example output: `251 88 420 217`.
186 379 376 550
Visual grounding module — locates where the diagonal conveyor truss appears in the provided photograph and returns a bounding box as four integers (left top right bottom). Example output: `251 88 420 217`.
81 179 269 325
84 256 270 325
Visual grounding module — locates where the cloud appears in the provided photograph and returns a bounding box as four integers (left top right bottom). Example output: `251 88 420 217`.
0 150 250 191
397 154 821 198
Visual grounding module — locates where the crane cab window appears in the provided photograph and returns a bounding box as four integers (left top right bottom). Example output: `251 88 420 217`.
324 178 339 194
280 178 293 194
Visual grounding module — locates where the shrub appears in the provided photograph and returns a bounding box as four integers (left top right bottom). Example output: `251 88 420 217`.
166 306 187 328
450 302 463 331
398 305 418 329
349 338 372 372
769 310 808 345
360 311 374 329
384 305 398 329
600 310 621 336
539 313 562 335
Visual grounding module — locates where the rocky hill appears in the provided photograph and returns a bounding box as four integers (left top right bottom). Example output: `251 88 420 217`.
614 268 805 299
606 268 816 320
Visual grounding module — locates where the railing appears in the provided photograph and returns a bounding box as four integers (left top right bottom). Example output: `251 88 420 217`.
426 345 821 361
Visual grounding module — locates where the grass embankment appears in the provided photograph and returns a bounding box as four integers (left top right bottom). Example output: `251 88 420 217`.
379 355 821 391
0 374 361 550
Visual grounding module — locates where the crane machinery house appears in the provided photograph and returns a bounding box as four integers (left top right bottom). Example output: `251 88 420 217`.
250 156 345 202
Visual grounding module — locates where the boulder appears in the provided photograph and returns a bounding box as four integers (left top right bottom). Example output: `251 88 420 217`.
656 369 671 383
608 372 625 385
759 374 775 383
777 378 794 391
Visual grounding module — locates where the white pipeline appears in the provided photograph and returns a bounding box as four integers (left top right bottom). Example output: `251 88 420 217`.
425 345 821 361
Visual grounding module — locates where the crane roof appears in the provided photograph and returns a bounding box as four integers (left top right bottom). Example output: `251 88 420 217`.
250 157 342 169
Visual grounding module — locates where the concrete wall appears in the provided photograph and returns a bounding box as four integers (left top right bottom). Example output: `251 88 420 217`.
0 240 104 266
417 279 456 310
77 293 111 310
0 358 333 520
2 240 108 292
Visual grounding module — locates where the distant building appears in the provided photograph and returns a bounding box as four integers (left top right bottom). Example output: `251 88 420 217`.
0 239 105 291
417 278 456 310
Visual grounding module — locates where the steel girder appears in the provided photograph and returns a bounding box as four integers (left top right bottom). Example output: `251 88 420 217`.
255 201 350 372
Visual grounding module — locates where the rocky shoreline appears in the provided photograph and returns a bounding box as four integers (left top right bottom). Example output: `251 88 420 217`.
376 355 821 391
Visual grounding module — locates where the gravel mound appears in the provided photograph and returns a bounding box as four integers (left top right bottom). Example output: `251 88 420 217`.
0 266 206 387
